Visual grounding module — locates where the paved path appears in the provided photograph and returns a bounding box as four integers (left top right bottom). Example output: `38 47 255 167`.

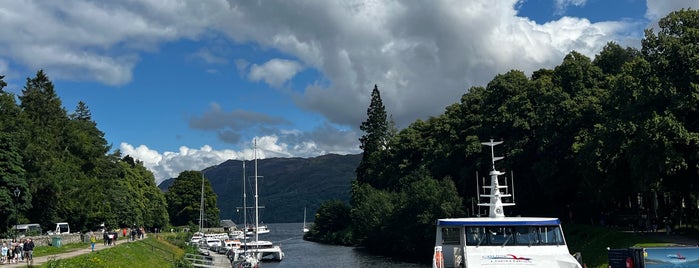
2 238 138 267
645 231 698 246
195 248 231 267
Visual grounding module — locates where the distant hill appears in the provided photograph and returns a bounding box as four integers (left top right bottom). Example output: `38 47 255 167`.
159 153 361 223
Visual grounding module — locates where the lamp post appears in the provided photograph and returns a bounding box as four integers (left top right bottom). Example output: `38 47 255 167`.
13 187 20 239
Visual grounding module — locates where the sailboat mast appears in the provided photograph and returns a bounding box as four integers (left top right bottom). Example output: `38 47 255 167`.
242 160 247 249
254 140 260 242
200 172 204 230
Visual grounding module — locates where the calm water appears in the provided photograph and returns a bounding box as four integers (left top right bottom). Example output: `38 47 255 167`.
254 223 427 268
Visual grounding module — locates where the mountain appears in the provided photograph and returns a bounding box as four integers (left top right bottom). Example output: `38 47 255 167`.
159 153 361 223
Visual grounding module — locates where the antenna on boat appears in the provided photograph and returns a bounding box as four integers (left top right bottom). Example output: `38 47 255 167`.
471 170 481 217
511 171 515 204
477 139 515 218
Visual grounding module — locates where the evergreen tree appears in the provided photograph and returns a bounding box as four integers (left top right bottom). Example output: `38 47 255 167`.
71 101 92 121
356 85 390 187
18 70 70 226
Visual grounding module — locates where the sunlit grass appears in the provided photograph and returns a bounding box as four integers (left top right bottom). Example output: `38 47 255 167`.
37 236 186 268
34 242 91 257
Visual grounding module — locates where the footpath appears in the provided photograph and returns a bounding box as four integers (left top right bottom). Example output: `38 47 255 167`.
2 237 138 267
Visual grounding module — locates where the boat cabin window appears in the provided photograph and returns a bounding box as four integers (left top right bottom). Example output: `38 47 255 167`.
465 225 564 246
441 227 461 245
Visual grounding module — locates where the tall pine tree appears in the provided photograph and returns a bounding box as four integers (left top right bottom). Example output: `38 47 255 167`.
356 85 390 187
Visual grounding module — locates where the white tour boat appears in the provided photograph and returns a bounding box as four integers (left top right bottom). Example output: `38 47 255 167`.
433 140 582 268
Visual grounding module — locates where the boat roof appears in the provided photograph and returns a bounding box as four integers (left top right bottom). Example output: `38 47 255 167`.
437 217 560 226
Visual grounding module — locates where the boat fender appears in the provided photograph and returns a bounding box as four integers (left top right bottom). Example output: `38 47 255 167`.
625 256 633 268
433 246 444 268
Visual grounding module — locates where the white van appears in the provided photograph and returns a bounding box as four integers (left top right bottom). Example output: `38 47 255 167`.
12 223 42 236
50 222 70 234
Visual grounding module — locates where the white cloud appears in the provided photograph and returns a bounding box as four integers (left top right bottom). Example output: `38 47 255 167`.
248 59 304 88
554 0 587 15
120 129 360 185
646 0 699 21
0 0 644 126
121 142 238 185
0 0 229 85
1 0 661 159
215 0 637 128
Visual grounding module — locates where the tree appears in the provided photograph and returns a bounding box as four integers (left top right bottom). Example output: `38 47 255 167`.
593 42 640 75
71 101 92 121
18 70 71 227
306 200 353 245
356 85 391 187
165 171 220 227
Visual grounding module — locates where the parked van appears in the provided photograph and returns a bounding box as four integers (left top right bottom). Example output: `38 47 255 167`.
49 222 70 234
12 223 42 236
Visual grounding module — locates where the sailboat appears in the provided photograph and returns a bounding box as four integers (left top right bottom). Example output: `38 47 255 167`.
189 172 206 245
232 140 284 262
303 207 310 233
230 160 260 268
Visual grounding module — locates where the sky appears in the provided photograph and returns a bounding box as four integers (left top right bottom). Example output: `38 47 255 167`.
1 0 697 185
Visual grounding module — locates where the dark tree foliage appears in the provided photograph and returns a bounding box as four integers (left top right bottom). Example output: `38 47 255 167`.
315 8 699 261
0 70 169 234
165 171 220 228
305 200 353 245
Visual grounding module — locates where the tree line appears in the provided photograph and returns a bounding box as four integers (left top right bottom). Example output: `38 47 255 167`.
0 71 169 235
308 9 699 262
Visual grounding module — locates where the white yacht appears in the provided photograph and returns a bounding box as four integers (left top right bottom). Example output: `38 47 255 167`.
230 141 284 264
433 140 582 268
245 225 270 236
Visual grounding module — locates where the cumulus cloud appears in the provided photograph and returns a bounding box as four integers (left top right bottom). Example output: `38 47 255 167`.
215 0 638 128
248 58 304 88
4 0 683 180
122 125 360 184
0 0 228 85
1 0 649 127
121 142 238 185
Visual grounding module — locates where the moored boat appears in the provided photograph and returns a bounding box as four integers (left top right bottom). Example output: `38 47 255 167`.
229 141 284 265
433 140 582 268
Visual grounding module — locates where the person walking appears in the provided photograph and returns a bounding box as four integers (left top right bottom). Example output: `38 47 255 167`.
90 235 96 252
2 242 8 264
23 238 34 266
12 242 20 264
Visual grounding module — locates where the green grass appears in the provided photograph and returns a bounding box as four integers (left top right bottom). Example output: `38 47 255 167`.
38 237 186 268
564 224 674 268
34 242 92 257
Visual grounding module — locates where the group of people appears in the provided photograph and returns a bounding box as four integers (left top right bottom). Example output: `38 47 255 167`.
0 238 34 265
87 227 147 252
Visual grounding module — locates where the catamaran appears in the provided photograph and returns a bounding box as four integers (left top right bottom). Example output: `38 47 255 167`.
231 141 284 263
433 140 583 268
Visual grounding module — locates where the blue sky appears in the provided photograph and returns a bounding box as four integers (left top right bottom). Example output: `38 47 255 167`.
0 0 697 184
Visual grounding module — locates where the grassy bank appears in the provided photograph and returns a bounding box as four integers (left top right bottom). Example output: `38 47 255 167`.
39 236 188 268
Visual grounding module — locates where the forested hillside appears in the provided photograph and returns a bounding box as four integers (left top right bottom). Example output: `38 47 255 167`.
309 9 699 262
159 153 361 223
0 71 169 235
